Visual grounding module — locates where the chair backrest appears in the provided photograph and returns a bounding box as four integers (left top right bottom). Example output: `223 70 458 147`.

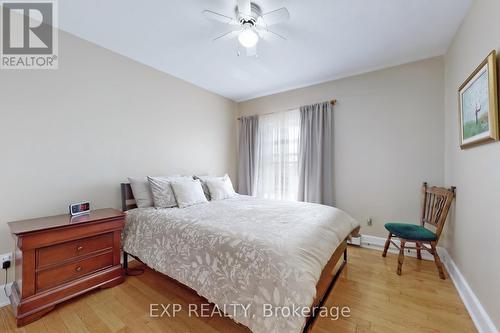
420 182 456 240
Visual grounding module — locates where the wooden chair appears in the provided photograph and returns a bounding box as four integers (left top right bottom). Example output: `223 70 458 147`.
382 182 456 279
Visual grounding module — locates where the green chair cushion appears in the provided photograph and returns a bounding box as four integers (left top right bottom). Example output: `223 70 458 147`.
384 223 437 241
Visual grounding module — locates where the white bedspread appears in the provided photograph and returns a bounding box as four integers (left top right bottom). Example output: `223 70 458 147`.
122 195 359 333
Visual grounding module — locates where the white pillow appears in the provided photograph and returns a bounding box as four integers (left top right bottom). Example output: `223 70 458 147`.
148 176 191 208
170 179 208 208
194 175 213 200
195 174 232 200
128 177 154 208
205 176 236 201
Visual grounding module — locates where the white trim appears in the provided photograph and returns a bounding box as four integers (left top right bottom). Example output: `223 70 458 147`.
438 248 499 333
0 283 12 308
359 234 498 333
359 234 434 260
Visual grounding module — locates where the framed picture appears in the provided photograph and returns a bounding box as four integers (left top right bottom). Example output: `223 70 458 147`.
458 50 499 149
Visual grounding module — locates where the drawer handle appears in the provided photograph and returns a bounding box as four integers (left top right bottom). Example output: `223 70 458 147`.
76 246 84 252
75 266 82 272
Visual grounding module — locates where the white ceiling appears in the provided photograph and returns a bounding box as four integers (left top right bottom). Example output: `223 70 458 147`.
58 0 471 102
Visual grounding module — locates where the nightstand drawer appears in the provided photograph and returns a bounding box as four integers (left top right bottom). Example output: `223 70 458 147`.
37 233 113 268
36 251 113 292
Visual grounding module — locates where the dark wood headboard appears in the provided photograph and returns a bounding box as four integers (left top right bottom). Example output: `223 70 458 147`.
120 183 137 211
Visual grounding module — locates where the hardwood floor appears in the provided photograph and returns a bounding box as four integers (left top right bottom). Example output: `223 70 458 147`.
0 246 476 333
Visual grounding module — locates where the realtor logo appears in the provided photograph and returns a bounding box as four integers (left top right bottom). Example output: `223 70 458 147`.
1 1 58 69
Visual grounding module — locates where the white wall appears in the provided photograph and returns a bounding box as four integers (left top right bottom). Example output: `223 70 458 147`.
444 0 500 328
0 30 237 258
238 57 445 238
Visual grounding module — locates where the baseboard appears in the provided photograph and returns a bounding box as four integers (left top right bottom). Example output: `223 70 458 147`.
0 283 12 308
438 248 499 333
358 234 434 260
359 234 498 333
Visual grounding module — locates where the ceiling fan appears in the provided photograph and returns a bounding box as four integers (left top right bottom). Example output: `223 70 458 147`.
203 0 290 57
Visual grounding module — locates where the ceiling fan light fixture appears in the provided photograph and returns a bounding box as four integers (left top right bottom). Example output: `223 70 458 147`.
204 1 289 55
238 28 259 48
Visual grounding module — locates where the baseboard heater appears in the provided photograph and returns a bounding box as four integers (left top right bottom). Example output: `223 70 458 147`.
347 234 362 246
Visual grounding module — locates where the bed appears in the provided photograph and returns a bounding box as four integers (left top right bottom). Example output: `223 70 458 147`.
120 183 360 333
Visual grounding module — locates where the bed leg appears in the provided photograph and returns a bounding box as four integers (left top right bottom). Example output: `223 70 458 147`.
344 248 347 262
123 251 128 270
123 251 146 276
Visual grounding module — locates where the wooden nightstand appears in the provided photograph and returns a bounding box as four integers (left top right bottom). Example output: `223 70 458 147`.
8 208 125 327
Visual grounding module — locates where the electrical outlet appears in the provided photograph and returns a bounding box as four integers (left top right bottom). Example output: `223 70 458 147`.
1 253 12 266
367 217 373 226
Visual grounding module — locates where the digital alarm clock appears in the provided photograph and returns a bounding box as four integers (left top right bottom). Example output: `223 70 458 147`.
69 202 90 216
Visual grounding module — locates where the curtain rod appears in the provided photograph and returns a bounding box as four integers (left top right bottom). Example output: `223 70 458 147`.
237 99 337 120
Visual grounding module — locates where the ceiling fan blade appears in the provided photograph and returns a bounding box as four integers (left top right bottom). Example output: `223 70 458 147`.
237 0 251 16
203 10 237 25
266 29 287 41
213 29 240 42
262 7 290 26
256 27 287 41
246 45 257 57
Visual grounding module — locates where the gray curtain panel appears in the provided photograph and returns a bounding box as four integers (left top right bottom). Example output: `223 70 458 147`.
298 101 334 205
238 115 259 195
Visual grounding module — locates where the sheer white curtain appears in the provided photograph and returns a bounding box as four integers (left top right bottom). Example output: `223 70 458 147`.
255 109 300 201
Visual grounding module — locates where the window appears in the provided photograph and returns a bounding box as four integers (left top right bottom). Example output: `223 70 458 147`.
255 109 300 201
